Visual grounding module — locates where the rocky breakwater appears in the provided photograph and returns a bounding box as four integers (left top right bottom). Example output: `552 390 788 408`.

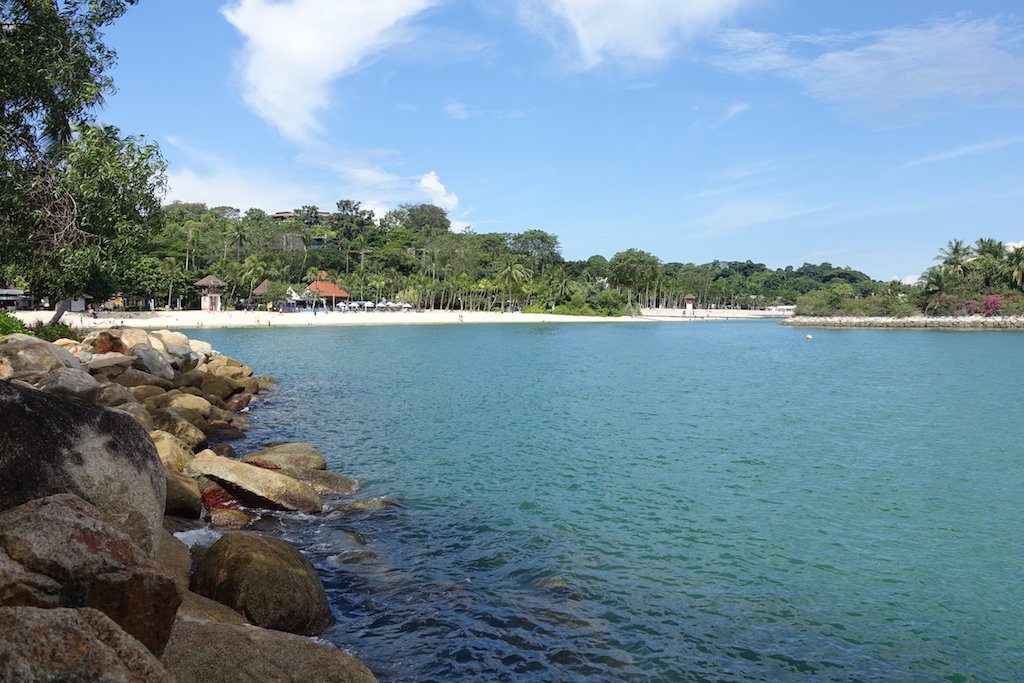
782 315 1024 329
0 327 377 682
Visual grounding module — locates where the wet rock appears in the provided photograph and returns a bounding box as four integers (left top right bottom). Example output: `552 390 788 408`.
202 375 241 400
206 420 246 440
0 494 181 654
242 442 327 470
279 467 358 495
151 430 195 472
0 333 79 373
132 345 175 380
187 454 322 514
224 392 252 411
253 374 276 391
0 382 165 556
165 468 202 519
35 366 101 402
152 408 208 452
0 606 174 682
191 532 332 636
210 508 252 529
211 444 238 459
198 476 244 511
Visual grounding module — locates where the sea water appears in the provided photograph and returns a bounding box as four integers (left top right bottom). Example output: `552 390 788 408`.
192 321 1024 682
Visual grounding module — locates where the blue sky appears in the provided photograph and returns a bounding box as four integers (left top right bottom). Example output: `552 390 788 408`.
101 0 1024 280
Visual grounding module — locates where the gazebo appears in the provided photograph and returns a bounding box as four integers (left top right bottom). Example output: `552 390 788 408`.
194 275 227 312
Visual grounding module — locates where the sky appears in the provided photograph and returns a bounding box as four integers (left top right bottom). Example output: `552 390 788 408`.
99 0 1024 281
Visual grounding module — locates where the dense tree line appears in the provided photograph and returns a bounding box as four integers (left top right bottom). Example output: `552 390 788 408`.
125 199 879 316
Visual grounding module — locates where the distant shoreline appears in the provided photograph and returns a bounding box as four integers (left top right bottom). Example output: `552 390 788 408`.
782 315 1024 329
15 308 786 330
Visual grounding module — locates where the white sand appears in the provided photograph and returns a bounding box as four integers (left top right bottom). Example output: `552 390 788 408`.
14 308 786 330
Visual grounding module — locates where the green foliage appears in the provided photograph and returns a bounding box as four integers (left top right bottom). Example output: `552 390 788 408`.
0 311 29 336
29 321 77 342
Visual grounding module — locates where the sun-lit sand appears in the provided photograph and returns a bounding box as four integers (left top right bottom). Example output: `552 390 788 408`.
14 307 786 330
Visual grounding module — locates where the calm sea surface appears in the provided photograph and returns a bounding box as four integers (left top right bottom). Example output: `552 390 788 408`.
190 321 1024 682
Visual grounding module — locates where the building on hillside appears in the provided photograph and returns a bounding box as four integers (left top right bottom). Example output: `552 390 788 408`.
271 210 332 221
194 275 227 312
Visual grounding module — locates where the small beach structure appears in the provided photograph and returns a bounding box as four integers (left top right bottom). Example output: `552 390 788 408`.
0 288 26 311
194 275 227 312
683 293 696 315
306 271 350 309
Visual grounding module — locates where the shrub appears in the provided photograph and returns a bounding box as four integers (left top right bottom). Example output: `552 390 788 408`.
0 311 29 336
28 321 78 342
984 294 1003 316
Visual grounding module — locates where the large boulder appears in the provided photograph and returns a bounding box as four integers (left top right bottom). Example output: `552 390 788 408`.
132 345 175 380
149 329 190 349
161 618 376 683
89 331 127 354
86 351 136 372
242 442 327 471
34 366 101 402
114 367 174 390
0 334 79 373
94 380 135 407
165 467 202 519
152 408 208 452
191 533 332 635
0 356 12 380
0 382 165 556
163 391 213 417
0 494 181 654
153 529 191 594
131 384 167 401
177 590 247 624
173 368 209 389
279 467 358 495
186 454 322 514
112 400 156 431
151 430 195 472
188 338 214 358
201 375 241 400
0 607 174 682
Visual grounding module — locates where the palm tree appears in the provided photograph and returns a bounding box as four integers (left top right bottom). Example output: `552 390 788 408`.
975 237 1006 260
368 274 387 302
495 256 532 312
241 255 266 299
233 221 249 260
919 266 955 313
161 258 181 308
1007 247 1024 290
936 239 973 277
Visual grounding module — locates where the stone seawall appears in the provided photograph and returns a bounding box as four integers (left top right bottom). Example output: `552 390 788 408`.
781 316 1024 329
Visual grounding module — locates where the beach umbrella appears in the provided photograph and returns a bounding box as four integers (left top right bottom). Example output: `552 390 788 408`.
365 302 375 309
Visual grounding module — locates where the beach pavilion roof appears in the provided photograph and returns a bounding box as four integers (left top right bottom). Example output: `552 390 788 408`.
251 278 271 297
307 280 349 299
194 275 227 288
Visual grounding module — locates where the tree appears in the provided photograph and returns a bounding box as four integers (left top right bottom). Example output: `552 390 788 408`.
936 239 973 277
1007 247 1024 290
1 1 166 322
508 229 562 274
609 249 661 308
495 255 531 311
160 258 181 308
401 203 450 235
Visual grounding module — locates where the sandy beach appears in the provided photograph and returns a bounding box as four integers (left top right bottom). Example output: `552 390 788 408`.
14 308 786 330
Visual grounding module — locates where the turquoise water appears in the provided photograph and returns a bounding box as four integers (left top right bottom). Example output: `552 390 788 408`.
193 322 1024 682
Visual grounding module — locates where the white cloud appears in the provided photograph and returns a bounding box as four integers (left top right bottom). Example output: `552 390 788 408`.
418 171 459 211
444 101 472 120
691 199 834 237
899 273 922 285
221 0 435 141
522 0 752 68
895 134 1024 171
716 16 1024 120
724 101 750 121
